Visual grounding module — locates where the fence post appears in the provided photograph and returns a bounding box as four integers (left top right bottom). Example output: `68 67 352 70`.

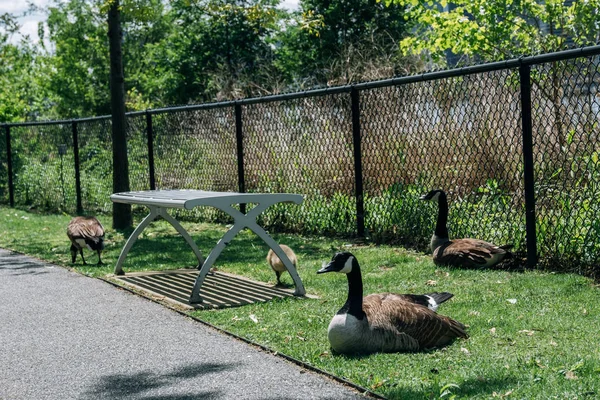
146 111 156 190
71 121 83 214
234 103 246 214
351 87 365 237
5 125 14 207
519 63 538 268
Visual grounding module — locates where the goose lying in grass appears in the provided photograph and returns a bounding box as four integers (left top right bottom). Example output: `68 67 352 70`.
266 244 298 286
317 252 468 355
67 216 105 265
420 189 513 268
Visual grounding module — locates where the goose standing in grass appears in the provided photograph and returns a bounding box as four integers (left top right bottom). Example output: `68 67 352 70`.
317 252 468 355
266 244 297 286
67 216 105 265
420 189 513 268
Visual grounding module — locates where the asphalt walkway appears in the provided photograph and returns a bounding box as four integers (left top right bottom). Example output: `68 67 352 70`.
0 249 367 400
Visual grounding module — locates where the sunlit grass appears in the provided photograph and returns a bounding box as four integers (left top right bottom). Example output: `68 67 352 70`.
0 206 599 399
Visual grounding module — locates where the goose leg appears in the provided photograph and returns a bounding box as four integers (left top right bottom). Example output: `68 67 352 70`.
97 250 103 265
70 244 78 264
79 249 87 265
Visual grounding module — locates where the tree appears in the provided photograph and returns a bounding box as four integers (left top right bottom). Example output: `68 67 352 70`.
45 0 112 118
275 0 416 87
389 0 600 64
107 0 132 230
0 13 50 122
147 0 284 104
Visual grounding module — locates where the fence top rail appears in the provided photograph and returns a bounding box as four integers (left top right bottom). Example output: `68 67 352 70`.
2 44 599 127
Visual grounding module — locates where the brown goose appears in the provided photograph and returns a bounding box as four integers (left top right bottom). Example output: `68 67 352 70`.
67 216 105 265
317 252 468 355
420 189 513 268
266 244 297 286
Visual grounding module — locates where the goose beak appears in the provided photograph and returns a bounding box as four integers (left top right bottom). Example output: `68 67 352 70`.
317 261 335 274
419 194 428 201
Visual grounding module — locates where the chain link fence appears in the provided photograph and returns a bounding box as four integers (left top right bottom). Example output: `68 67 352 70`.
2 46 600 277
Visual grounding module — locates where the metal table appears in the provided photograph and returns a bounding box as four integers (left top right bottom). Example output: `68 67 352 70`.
110 189 306 303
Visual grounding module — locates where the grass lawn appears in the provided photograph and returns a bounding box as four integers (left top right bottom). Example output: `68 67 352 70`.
0 206 599 399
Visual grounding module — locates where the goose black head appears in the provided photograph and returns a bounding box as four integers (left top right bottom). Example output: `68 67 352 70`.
419 189 446 202
317 252 356 274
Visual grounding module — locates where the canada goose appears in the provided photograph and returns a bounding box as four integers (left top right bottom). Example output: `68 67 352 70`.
266 244 297 286
67 216 105 265
420 189 513 268
317 252 468 355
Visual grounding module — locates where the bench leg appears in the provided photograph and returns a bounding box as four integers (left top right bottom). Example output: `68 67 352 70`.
243 222 306 297
188 202 306 304
189 224 244 304
115 206 205 275
114 207 160 275
158 208 205 268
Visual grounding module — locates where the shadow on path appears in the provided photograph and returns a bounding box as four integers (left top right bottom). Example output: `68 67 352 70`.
80 361 238 400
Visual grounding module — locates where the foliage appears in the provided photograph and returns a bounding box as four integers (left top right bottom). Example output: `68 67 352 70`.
0 14 51 122
275 0 417 87
389 0 600 65
43 0 173 117
44 0 112 117
141 0 285 104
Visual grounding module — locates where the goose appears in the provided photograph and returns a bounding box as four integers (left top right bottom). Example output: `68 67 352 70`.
317 252 468 355
67 216 105 265
420 189 513 268
266 244 297 286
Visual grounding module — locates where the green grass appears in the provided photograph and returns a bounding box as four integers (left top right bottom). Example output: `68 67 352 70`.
1 206 599 399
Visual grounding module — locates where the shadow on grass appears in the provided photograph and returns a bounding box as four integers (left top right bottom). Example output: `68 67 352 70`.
80 361 237 400
110 228 331 273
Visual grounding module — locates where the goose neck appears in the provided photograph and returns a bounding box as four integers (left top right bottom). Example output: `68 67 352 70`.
435 192 449 239
342 261 365 319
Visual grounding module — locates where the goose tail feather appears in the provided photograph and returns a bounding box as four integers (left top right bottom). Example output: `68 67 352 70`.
426 292 454 305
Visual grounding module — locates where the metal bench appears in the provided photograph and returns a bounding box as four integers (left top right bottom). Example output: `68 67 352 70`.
110 189 306 304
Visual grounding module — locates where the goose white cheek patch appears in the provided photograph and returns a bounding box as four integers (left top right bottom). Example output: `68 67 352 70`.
340 256 354 273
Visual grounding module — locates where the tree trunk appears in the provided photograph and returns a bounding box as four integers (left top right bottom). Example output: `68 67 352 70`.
108 0 132 230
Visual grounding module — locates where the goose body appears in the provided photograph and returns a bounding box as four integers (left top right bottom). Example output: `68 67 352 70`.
67 216 105 265
318 252 468 355
420 189 512 268
266 244 297 285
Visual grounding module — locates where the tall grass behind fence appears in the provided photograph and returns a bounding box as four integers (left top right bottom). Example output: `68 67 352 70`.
2 46 600 276
360 71 526 249
76 118 112 213
0 130 6 203
151 107 239 222
243 95 356 236
531 58 600 275
10 123 76 213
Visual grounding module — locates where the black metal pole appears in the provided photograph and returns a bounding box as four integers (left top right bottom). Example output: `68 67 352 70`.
519 64 538 268
235 103 246 214
72 121 83 214
351 88 365 237
5 125 14 207
146 111 156 190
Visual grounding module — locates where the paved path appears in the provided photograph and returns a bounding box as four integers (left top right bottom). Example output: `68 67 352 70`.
0 249 367 400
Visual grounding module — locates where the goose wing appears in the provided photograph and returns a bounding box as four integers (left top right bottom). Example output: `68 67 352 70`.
395 292 454 311
434 239 510 268
364 293 468 350
67 217 105 241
